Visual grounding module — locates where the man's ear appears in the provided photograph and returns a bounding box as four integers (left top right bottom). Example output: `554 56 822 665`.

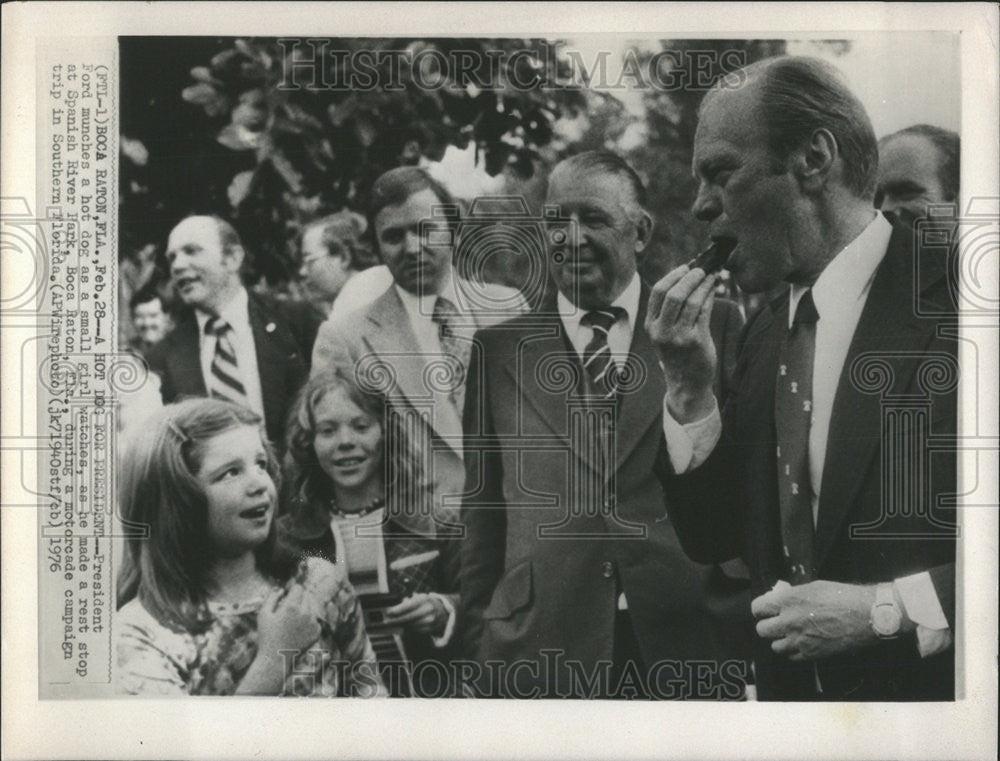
223 244 246 273
795 128 838 192
634 209 654 254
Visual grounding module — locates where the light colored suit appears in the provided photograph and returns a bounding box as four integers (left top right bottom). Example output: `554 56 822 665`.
311 277 527 524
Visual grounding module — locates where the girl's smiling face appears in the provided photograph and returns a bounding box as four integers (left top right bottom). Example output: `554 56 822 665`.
195 425 276 557
312 387 384 493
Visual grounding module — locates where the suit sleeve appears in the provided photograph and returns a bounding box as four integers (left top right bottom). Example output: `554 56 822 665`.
310 317 358 380
713 297 744 404
658 299 755 565
458 331 507 660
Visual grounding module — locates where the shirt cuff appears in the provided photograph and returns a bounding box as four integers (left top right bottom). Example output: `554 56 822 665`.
661 397 722 473
895 572 953 658
428 593 457 649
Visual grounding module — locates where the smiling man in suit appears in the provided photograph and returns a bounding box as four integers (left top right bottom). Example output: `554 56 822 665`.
648 56 957 700
459 151 749 699
146 215 322 445
311 167 528 532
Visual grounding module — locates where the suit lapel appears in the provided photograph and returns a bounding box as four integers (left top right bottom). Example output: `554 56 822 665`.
169 314 207 396
813 224 942 568
614 286 666 470
363 289 465 449
504 313 603 474
506 287 664 477
248 294 286 422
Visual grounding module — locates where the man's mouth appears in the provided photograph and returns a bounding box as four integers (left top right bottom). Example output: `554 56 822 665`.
174 275 199 291
402 258 434 272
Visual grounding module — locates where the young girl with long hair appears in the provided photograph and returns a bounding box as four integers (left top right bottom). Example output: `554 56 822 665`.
279 370 461 696
115 398 384 696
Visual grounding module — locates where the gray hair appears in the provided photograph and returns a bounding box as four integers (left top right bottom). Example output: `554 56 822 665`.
705 56 879 200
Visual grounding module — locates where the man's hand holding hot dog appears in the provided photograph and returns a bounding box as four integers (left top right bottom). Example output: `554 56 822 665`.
645 264 722 425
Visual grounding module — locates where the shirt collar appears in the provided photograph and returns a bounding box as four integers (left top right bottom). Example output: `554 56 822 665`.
788 213 892 327
394 268 456 320
195 286 249 334
557 272 642 336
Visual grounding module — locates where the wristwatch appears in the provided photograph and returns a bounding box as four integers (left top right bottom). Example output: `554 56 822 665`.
870 582 903 639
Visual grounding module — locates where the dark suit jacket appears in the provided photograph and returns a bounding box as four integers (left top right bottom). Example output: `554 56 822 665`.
145 291 322 444
661 218 957 701
460 287 750 698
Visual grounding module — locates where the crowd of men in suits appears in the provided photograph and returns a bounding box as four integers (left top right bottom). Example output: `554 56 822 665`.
135 55 960 701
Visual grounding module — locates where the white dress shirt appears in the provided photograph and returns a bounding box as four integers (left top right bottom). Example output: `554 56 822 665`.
558 273 641 611
393 268 481 356
663 214 950 655
557 273 641 368
195 287 265 419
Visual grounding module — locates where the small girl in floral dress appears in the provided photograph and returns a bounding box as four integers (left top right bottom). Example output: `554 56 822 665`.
115 398 384 697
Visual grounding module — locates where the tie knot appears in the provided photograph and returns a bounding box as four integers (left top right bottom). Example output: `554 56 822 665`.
583 307 626 334
205 316 231 336
432 296 458 324
793 290 819 326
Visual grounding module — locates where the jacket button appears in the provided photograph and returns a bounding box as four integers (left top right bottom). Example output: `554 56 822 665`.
601 561 614 578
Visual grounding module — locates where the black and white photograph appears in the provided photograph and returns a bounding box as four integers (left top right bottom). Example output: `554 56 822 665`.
2 2 997 759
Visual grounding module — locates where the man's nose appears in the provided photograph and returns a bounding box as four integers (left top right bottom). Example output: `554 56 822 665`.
170 254 187 274
878 196 902 215
691 183 722 222
404 229 422 254
566 211 594 248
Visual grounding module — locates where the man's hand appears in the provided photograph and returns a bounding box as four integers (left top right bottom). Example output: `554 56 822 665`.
645 265 719 423
751 580 879 661
384 593 448 636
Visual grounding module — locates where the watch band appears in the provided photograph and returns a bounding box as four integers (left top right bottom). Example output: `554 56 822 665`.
871 582 903 639
876 581 895 608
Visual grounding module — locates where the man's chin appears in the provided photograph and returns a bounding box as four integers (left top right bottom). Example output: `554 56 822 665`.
732 269 780 296
554 271 610 305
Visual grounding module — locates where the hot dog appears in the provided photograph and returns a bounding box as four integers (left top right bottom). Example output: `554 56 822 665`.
687 237 737 274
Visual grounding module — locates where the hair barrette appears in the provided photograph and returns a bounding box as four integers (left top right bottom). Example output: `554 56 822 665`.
166 419 190 444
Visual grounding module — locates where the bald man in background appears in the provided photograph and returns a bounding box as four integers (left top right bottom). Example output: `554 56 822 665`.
876 124 959 227
146 215 322 444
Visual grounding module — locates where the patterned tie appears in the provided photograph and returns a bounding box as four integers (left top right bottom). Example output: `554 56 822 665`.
775 289 819 584
205 316 249 408
581 307 627 399
431 296 471 411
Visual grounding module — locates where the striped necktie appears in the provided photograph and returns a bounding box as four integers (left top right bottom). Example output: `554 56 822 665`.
205 316 249 408
431 296 471 411
581 307 627 399
775 289 819 584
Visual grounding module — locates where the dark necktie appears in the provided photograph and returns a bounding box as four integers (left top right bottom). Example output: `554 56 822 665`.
775 290 819 584
431 296 470 410
581 307 627 399
205 316 249 408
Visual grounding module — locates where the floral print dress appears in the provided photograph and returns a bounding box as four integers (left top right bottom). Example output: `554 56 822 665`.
116 557 384 696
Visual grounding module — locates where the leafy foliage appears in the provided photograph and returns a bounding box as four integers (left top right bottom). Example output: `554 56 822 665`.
120 37 587 285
